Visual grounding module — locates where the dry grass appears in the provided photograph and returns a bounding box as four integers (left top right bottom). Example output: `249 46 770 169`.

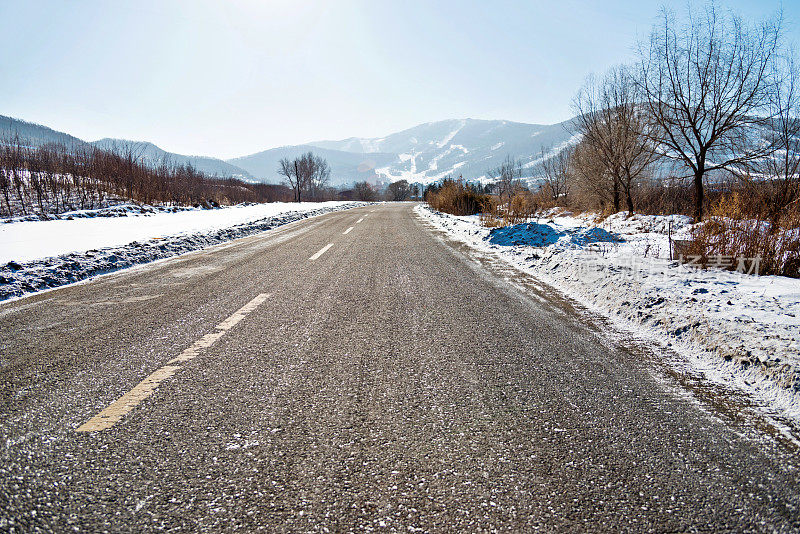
478 191 547 227
687 192 800 277
425 178 490 216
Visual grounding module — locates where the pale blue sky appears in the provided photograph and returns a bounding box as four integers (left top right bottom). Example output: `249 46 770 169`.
1 0 796 158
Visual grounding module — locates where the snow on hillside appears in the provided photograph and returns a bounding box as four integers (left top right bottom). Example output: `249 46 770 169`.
303 118 578 185
0 202 366 300
3 113 580 187
416 205 800 424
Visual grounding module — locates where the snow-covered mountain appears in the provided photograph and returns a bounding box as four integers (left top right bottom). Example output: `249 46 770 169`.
2 114 582 186
305 118 579 184
228 146 398 187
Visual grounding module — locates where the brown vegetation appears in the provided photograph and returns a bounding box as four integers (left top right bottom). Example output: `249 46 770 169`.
686 190 800 277
425 178 491 216
0 138 293 217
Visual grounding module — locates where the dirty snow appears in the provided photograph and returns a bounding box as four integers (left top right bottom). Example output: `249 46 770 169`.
0 202 367 300
416 205 800 423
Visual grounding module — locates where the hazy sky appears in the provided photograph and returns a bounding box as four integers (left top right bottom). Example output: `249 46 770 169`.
1 0 797 159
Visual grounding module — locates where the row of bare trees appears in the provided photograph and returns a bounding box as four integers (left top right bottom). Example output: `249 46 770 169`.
569 4 799 221
0 138 293 217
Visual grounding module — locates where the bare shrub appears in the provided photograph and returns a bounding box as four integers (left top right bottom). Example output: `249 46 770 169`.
353 181 378 201
487 156 523 210
537 147 573 204
426 178 489 216
687 190 800 277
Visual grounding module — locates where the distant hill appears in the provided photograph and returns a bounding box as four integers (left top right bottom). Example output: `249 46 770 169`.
0 115 251 179
91 139 252 179
0 115 87 149
2 113 587 186
228 146 398 187
305 118 580 184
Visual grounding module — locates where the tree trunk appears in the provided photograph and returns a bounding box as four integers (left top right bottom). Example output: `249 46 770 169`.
294 161 301 203
625 187 634 216
612 177 620 213
694 169 704 222
1 188 11 216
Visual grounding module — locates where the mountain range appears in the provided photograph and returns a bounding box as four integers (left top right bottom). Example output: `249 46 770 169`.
1 115 578 186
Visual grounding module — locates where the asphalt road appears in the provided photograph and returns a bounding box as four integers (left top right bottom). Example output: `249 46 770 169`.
1 202 798 532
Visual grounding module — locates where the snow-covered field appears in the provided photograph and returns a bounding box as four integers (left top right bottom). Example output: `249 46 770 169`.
0 202 367 300
416 204 800 423
1 202 357 264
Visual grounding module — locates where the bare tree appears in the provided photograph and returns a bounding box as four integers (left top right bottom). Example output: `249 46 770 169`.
570 137 617 211
537 147 572 202
574 65 658 214
487 155 523 209
353 181 377 201
639 5 782 220
277 152 330 202
750 52 800 228
387 179 412 201
0 146 11 215
277 158 300 202
309 155 331 200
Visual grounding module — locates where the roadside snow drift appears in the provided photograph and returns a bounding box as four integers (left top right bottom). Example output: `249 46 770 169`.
0 202 367 300
417 205 800 417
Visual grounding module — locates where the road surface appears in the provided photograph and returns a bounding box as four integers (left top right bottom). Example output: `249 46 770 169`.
1 203 798 531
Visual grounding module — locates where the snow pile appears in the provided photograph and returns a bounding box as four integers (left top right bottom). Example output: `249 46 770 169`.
2 202 198 224
487 222 624 248
0 202 367 300
417 205 800 416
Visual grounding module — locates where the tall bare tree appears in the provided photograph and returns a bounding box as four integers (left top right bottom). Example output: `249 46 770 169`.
639 5 782 220
749 52 800 228
277 158 300 202
537 147 572 202
574 65 657 214
487 155 523 209
308 155 331 200
570 137 617 211
278 152 330 202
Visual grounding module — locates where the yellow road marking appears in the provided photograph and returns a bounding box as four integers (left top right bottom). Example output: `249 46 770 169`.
76 293 270 432
309 243 333 260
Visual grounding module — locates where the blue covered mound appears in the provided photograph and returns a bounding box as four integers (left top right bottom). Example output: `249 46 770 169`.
488 222 624 248
488 223 563 246
568 227 624 246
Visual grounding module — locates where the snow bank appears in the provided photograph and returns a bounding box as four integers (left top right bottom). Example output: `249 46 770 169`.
417 205 800 420
2 201 197 224
0 202 358 264
0 202 367 300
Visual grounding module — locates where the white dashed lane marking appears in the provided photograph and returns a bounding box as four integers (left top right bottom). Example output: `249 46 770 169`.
309 243 334 261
